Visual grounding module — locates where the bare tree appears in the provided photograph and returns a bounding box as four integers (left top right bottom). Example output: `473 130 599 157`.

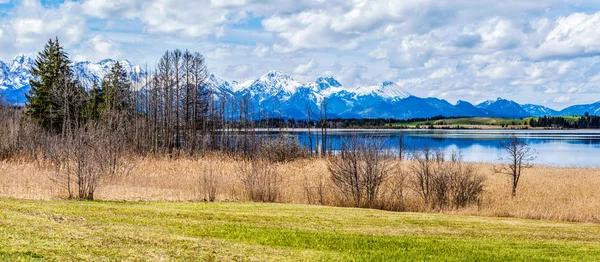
409 146 438 205
306 104 313 157
319 98 329 156
328 136 393 208
397 130 406 160
495 135 537 197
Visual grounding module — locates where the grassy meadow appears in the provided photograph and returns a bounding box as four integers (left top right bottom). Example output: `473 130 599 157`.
390 117 536 127
1 198 600 261
389 116 585 128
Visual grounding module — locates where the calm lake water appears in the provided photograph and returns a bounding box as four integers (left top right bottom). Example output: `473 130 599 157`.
274 129 600 167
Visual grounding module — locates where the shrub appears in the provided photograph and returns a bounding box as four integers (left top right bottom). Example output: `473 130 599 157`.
409 148 485 210
237 158 280 202
258 136 308 163
328 136 394 208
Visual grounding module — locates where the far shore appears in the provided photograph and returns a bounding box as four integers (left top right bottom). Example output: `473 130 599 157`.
229 127 600 132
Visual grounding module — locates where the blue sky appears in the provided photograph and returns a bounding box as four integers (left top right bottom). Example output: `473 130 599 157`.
2 0 600 109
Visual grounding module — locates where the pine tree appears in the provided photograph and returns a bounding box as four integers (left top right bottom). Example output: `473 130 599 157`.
26 39 57 129
26 37 81 132
102 61 130 112
82 81 104 121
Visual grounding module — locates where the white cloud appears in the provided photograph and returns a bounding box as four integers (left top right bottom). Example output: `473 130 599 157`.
73 34 123 62
224 64 256 81
368 46 388 59
206 47 232 60
554 95 571 103
81 0 141 19
0 0 87 59
429 67 455 79
252 44 270 57
477 18 524 50
532 12 600 60
293 59 318 74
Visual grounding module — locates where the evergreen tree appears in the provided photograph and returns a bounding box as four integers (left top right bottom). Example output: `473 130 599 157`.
82 81 104 121
26 39 57 129
26 37 82 132
102 62 130 112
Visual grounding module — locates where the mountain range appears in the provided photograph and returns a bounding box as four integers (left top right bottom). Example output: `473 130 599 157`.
1 54 599 119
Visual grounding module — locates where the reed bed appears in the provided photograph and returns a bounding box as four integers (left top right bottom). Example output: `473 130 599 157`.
1 156 599 223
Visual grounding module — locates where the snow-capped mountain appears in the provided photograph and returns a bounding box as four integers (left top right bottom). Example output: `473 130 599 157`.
558 102 600 116
0 54 35 104
2 54 599 119
72 59 146 89
0 55 145 104
522 104 558 116
477 98 531 118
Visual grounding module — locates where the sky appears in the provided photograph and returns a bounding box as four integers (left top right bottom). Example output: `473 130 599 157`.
2 0 600 109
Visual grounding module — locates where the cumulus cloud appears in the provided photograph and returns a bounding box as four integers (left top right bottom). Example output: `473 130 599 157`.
224 64 257 82
0 0 87 59
531 12 600 60
554 95 571 103
293 59 318 74
252 44 270 57
73 34 123 62
206 47 232 60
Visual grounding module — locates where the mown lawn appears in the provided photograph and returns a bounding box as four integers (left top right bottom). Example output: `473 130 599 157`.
1 199 599 261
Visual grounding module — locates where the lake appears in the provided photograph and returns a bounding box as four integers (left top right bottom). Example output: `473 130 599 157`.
273 129 600 167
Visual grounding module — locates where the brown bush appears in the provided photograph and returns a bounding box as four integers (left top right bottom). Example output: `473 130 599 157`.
409 148 485 210
258 136 308 163
237 158 280 202
328 137 394 208
199 162 220 202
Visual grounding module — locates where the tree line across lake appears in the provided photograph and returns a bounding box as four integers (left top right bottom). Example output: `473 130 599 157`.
255 115 600 129
529 115 600 128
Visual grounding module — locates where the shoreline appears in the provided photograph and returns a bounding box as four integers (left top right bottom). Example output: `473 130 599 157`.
235 127 600 132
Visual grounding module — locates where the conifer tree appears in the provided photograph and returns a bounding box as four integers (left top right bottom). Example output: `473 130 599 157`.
26 37 82 132
26 39 57 129
82 81 104 121
102 61 130 112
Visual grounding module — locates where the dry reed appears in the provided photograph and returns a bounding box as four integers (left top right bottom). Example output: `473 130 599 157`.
1 157 599 223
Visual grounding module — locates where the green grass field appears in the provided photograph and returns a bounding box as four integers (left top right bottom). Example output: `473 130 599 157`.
1 199 599 261
391 117 535 127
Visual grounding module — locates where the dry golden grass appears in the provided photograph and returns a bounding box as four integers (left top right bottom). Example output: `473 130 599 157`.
1 156 599 223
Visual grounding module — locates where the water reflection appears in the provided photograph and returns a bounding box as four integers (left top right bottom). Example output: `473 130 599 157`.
270 129 600 167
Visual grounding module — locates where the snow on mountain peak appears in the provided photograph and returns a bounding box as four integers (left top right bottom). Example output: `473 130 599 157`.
310 75 343 93
245 70 302 95
316 75 342 87
9 54 34 71
353 81 411 99
12 53 32 63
